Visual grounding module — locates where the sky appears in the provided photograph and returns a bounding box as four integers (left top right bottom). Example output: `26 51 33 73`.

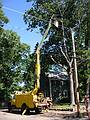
2 0 42 52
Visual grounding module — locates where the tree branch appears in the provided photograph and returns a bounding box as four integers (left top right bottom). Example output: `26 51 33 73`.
50 55 67 71
70 58 73 66
60 46 70 64
61 20 70 61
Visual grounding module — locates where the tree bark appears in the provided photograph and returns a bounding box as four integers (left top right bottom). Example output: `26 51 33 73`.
69 64 75 105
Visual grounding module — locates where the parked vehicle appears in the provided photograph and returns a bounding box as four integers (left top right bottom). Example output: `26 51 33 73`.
8 48 52 114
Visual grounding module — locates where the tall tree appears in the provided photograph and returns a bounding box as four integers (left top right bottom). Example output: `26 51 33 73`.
24 0 90 103
0 29 32 102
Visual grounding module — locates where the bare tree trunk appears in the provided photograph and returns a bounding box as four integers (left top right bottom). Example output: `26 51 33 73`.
60 47 75 105
50 55 75 105
87 78 90 96
61 20 75 105
71 28 80 116
69 64 75 105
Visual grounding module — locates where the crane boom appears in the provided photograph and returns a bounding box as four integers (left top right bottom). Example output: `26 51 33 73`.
36 48 40 89
35 15 53 89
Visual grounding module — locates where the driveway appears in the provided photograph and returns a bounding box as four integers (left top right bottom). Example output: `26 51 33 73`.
0 109 88 120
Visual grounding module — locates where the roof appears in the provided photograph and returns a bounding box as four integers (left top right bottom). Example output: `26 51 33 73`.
46 71 69 81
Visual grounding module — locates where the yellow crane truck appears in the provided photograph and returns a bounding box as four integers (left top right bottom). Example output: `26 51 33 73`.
8 18 52 114
8 86 45 114
8 48 51 114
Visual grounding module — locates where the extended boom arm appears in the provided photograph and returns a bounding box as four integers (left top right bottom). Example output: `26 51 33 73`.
35 15 53 89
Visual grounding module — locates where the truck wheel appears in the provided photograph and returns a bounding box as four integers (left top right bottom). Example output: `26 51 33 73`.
26 108 30 114
35 108 42 114
8 102 12 112
21 103 27 115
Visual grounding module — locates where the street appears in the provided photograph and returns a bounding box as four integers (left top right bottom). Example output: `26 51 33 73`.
0 109 89 120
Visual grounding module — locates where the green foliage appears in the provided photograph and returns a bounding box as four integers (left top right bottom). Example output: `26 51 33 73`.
0 29 33 102
23 53 35 91
0 2 9 35
77 49 90 99
0 30 19 101
0 8 9 27
0 1 9 28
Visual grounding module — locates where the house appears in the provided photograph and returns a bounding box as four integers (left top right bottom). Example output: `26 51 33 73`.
40 64 70 103
46 71 70 103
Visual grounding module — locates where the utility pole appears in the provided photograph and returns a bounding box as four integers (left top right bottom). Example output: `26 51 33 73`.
71 28 80 116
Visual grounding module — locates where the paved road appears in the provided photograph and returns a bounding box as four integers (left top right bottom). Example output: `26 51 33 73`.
0 109 89 120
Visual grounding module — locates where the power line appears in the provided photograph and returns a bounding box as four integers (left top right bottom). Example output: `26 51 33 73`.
3 6 23 14
3 6 48 22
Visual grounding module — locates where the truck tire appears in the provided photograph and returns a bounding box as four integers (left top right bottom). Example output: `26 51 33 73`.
21 103 27 115
8 102 12 112
26 108 30 114
35 107 42 114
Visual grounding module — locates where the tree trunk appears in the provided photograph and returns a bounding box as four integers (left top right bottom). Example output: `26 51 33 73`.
69 64 75 105
87 78 90 96
86 0 90 96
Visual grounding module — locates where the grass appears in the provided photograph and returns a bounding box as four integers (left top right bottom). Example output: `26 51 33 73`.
52 103 72 110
